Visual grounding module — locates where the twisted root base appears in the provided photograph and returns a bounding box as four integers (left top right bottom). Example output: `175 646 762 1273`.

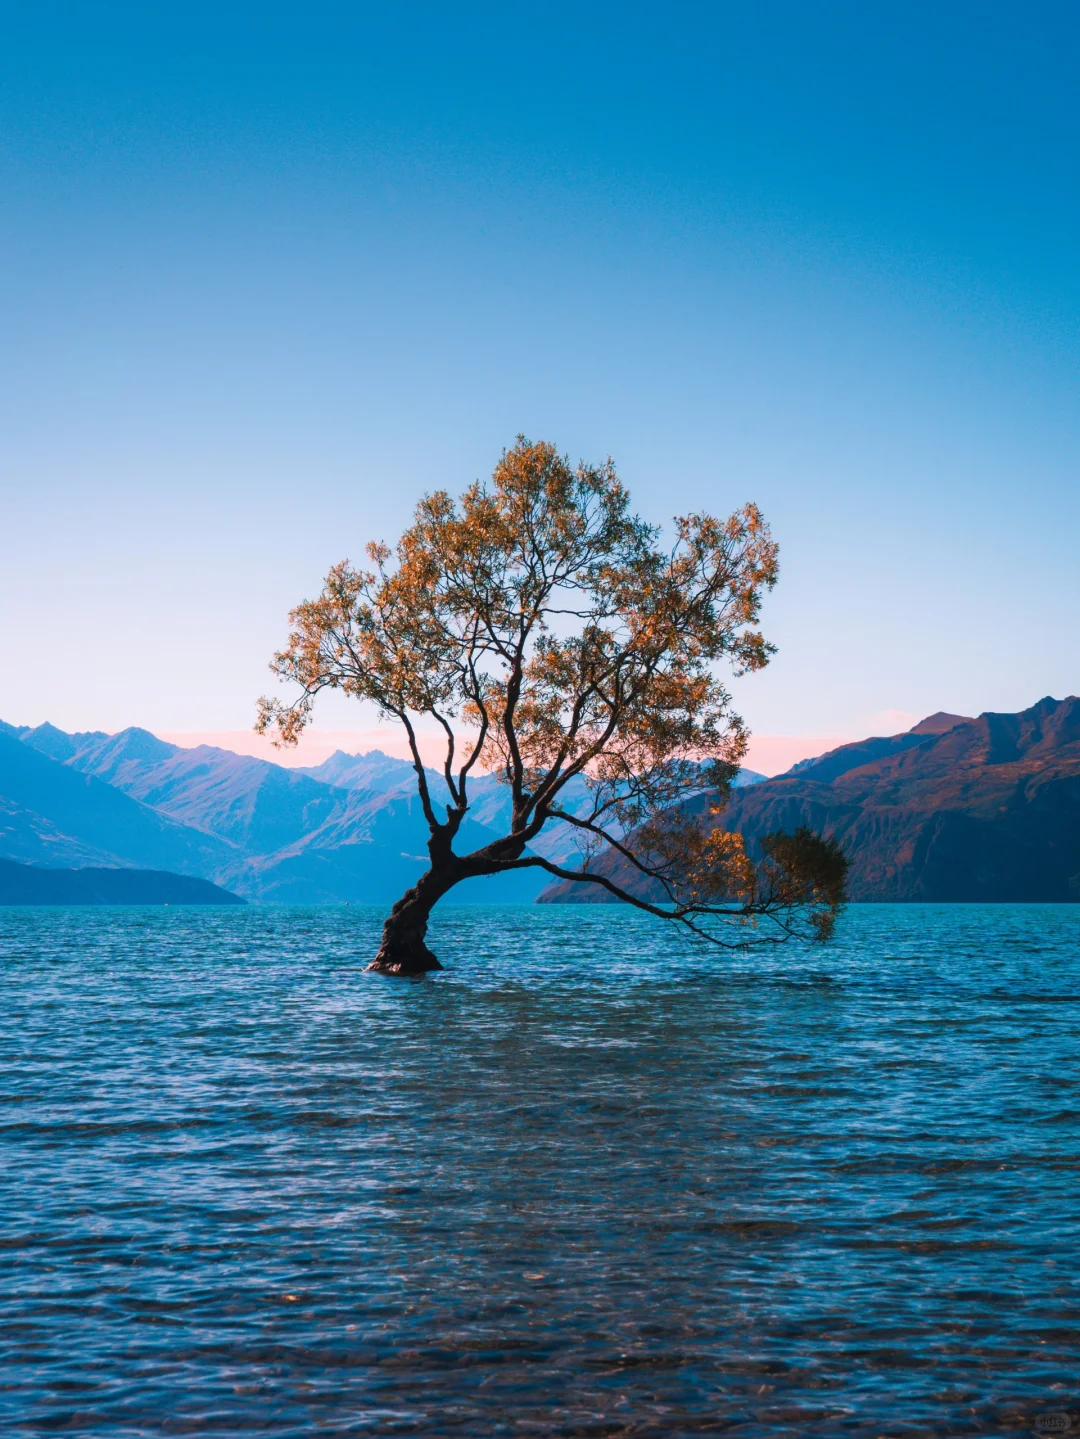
367 875 453 976
366 946 443 977
366 919 444 976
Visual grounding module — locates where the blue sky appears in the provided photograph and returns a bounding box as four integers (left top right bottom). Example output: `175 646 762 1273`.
1 2 1078 768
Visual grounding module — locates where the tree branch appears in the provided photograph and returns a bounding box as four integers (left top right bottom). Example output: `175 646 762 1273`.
484 854 767 947
399 711 440 832
430 709 462 809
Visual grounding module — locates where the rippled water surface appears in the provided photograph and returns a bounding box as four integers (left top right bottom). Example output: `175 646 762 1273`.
3 903 1080 1436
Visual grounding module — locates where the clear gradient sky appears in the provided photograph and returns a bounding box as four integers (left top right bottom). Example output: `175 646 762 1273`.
1 3 1078 772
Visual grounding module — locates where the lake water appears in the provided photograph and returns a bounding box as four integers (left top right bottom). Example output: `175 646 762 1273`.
2 903 1079 1436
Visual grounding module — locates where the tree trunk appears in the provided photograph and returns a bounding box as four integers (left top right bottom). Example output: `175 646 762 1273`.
368 867 454 975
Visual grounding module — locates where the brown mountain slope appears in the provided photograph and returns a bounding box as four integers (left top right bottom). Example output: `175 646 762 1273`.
539 696 1080 904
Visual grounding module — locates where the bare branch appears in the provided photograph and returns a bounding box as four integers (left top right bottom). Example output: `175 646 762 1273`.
399 711 440 833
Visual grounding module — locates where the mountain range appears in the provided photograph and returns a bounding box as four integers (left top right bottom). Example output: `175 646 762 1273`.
6 697 1076 906
0 718 764 904
539 696 1080 904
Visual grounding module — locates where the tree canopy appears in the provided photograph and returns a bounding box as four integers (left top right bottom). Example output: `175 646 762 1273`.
258 438 846 972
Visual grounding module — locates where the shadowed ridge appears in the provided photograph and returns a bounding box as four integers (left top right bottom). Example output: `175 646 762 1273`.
785 712 976 785
910 711 974 735
784 732 927 783
540 696 1080 905
975 695 1080 765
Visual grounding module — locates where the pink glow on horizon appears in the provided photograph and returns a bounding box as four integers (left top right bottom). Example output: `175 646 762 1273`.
158 727 449 768
744 709 919 774
742 734 846 776
159 711 921 777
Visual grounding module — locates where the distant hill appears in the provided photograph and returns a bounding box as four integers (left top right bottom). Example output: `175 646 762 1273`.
296 748 419 795
0 858 244 906
1 724 551 902
301 747 765 797
0 727 238 877
539 697 1080 904
298 748 764 867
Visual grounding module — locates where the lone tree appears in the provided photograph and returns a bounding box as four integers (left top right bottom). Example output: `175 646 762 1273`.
258 439 846 973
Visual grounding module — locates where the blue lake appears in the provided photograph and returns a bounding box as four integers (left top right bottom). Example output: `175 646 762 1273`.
2 903 1079 1435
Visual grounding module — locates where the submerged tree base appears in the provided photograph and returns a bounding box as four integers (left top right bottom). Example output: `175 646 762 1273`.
367 889 445 975
366 945 443 977
371 869 457 972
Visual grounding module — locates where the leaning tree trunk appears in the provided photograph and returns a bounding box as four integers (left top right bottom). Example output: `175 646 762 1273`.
368 866 456 975
368 830 526 975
